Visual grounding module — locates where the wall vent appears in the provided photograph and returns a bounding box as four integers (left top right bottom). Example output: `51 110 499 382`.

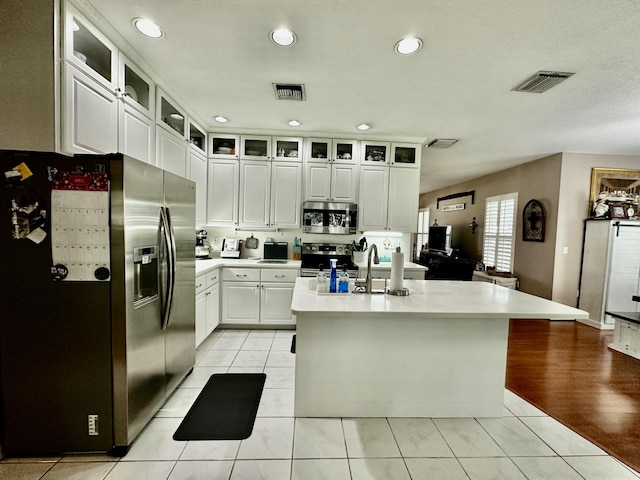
512 71 574 93
427 139 459 148
273 83 306 101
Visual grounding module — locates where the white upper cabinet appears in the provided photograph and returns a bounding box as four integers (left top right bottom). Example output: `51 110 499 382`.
156 90 187 139
62 6 155 162
304 162 357 202
156 125 188 176
210 133 240 159
361 141 390 164
241 135 272 160
63 63 119 155
358 165 390 230
119 54 154 119
64 5 118 91
272 137 303 161
207 159 240 227
239 160 271 228
188 119 207 156
387 167 419 231
390 143 421 168
306 138 359 164
239 160 302 229
188 149 208 227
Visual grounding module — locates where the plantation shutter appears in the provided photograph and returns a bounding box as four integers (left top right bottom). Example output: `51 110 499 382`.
483 193 518 272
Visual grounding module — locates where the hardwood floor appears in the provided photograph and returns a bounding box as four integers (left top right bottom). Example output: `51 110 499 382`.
507 319 640 472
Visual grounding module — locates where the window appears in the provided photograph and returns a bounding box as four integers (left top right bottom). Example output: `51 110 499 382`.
483 192 518 272
415 208 430 259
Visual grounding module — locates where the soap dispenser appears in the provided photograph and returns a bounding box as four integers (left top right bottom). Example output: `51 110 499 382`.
338 265 349 293
329 258 338 293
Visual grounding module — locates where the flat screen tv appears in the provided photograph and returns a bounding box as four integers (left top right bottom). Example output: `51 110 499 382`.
428 225 452 254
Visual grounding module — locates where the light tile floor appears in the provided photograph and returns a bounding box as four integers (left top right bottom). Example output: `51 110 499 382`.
2 328 640 480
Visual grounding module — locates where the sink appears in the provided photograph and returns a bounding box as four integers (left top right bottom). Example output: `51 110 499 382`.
257 259 288 264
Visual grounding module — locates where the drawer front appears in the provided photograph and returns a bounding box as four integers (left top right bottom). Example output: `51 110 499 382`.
260 268 299 283
206 268 220 288
195 274 207 295
223 267 261 282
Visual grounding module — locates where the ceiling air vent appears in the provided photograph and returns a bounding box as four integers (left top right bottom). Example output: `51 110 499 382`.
512 71 575 93
427 139 459 149
273 83 306 101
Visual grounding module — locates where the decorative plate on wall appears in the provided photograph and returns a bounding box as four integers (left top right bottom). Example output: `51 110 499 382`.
523 199 545 242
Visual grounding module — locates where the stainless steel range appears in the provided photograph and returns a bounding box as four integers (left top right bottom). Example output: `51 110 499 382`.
301 242 359 278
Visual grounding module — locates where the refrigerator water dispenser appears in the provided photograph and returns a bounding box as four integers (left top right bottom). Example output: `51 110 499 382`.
133 245 158 305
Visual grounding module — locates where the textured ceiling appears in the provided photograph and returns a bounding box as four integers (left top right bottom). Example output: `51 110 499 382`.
82 0 640 193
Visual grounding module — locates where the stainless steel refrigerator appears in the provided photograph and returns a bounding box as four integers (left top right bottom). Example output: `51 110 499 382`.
0 150 195 455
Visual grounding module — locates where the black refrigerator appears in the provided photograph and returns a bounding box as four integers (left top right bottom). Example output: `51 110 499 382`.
0 150 196 456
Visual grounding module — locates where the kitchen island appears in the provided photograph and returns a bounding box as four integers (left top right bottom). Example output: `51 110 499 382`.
291 278 588 418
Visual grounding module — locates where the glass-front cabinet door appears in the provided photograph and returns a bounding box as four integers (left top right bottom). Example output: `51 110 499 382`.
241 135 271 160
65 6 117 91
119 55 154 118
188 119 206 154
157 91 186 137
390 143 421 168
210 134 240 159
333 140 358 163
361 141 390 164
306 138 331 163
273 137 303 161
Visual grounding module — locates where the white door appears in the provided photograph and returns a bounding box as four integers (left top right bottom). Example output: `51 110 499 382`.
358 165 389 230
260 283 296 324
270 162 302 228
387 167 419 232
239 160 271 228
63 64 118 155
156 127 187 177
222 282 260 324
188 150 208 227
331 164 358 202
120 103 154 164
207 159 239 226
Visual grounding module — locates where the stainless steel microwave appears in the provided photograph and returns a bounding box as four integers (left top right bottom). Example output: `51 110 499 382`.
302 201 357 234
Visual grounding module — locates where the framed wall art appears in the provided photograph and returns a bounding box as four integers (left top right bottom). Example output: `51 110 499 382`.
523 199 545 242
589 168 640 219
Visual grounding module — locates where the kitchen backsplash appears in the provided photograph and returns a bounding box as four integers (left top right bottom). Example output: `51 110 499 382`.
200 227 412 261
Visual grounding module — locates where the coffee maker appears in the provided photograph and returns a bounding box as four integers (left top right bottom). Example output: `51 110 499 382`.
195 230 211 258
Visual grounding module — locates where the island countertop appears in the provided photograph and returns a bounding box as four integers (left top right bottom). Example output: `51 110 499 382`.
291 278 588 320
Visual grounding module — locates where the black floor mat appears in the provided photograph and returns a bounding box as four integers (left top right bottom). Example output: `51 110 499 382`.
173 373 266 441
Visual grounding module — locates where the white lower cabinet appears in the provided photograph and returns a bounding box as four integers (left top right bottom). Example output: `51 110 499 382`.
195 268 220 347
222 268 261 324
221 267 298 325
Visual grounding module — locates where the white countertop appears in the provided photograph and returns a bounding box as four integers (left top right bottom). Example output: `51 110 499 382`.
195 258 301 275
291 277 588 320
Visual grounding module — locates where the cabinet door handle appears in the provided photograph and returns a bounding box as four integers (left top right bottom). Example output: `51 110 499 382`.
236 274 247 278
275 275 285 279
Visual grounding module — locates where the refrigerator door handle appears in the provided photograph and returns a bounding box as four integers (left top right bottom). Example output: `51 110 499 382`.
165 207 178 328
160 206 176 330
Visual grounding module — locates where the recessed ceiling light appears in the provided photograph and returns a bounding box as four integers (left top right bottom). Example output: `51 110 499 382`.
133 18 164 38
214 116 229 123
394 37 423 55
288 120 301 127
270 27 297 47
357 123 372 131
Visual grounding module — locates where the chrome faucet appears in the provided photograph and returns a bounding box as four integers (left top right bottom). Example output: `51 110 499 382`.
364 243 380 293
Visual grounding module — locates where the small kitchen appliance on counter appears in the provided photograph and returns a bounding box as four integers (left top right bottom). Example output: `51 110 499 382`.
221 238 242 258
301 242 359 278
261 241 288 263
195 230 211 258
